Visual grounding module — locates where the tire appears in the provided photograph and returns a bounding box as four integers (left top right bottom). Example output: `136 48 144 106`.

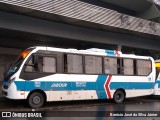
28 92 45 108
113 90 125 104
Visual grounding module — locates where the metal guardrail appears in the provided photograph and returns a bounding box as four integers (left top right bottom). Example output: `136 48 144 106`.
0 0 160 37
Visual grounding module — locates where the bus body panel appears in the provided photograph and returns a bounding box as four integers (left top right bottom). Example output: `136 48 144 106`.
8 73 154 101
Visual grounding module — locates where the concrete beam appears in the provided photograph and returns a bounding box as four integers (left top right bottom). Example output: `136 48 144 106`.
0 11 160 50
0 47 22 55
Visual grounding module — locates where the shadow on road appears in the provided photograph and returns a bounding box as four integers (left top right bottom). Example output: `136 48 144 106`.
0 95 160 111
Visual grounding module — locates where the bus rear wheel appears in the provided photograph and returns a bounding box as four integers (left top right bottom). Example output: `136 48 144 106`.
28 92 45 108
113 90 125 104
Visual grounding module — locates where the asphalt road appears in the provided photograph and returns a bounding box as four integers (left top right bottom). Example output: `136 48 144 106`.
0 95 160 120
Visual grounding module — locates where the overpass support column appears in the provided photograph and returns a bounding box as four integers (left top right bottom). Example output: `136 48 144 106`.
117 45 122 51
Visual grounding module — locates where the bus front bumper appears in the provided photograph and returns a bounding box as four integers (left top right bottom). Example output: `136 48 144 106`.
2 83 25 100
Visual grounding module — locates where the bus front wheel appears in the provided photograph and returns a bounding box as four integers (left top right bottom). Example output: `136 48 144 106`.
28 92 45 108
113 90 125 104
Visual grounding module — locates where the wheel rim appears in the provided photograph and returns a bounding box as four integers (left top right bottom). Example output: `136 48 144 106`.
33 96 41 105
116 93 122 100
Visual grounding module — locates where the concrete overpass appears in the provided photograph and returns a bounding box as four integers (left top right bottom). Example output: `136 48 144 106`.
0 0 160 50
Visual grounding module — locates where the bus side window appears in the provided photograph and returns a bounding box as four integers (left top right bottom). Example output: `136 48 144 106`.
85 56 102 74
104 57 117 74
25 57 34 72
137 60 151 76
42 57 56 73
67 54 83 74
123 58 134 75
37 56 43 72
25 55 56 73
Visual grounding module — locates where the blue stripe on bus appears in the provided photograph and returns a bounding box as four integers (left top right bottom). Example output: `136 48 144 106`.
96 75 108 99
14 81 154 92
105 50 116 56
110 82 154 89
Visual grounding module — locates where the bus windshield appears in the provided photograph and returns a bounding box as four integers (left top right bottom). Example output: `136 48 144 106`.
3 48 33 80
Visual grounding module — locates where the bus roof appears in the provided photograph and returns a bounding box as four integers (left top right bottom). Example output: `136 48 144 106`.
30 46 152 59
